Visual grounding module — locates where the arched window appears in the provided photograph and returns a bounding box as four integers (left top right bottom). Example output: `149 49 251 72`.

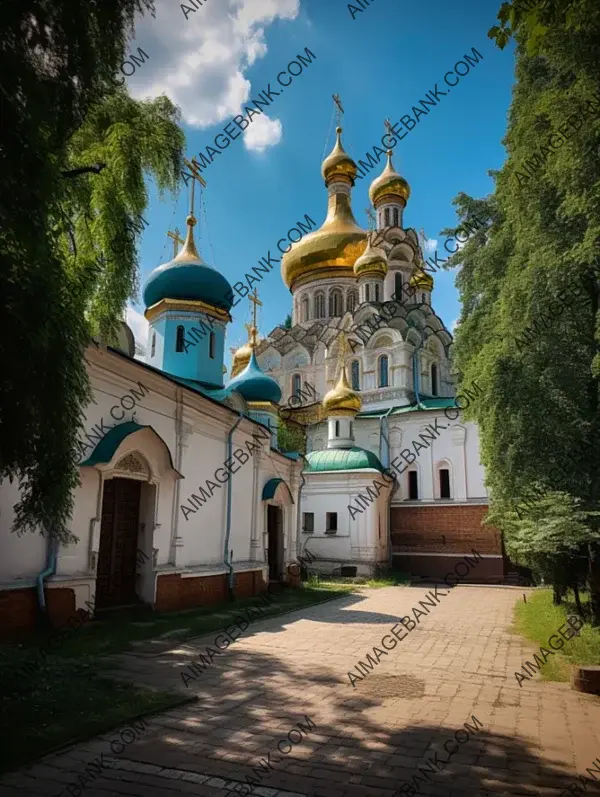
365 284 370 302
408 470 419 500
431 363 438 396
384 208 390 227
347 290 358 314
292 373 302 398
351 359 360 390
439 468 451 499
335 420 340 437
176 325 185 353
209 331 216 359
315 292 325 318
375 283 380 302
395 273 403 301
393 208 399 227
329 289 343 317
378 355 389 387
302 296 309 322
422 293 426 304
151 332 156 358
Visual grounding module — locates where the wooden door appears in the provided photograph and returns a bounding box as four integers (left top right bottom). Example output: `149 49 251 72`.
96 478 142 608
267 505 281 581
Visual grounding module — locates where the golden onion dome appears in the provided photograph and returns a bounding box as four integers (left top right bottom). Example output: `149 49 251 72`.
354 234 388 279
323 365 362 416
409 268 434 292
230 342 253 378
369 150 410 208
322 127 357 185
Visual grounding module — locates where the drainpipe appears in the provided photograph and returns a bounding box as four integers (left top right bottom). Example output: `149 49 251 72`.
412 337 427 408
379 407 393 469
225 412 244 600
36 536 59 626
296 454 309 563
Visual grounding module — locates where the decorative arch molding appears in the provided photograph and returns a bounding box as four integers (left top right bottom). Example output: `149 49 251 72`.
262 477 294 506
81 422 182 485
368 329 403 349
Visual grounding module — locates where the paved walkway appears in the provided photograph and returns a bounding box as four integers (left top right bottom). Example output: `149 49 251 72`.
2 586 600 797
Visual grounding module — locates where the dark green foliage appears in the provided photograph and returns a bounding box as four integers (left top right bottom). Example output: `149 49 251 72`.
444 0 600 620
0 1 183 543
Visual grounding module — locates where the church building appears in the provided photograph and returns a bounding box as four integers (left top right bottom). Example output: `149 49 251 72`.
0 119 509 637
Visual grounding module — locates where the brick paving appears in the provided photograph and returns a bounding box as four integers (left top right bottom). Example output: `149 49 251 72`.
2 585 600 796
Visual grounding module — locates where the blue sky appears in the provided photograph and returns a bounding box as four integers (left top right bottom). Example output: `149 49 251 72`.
127 0 515 368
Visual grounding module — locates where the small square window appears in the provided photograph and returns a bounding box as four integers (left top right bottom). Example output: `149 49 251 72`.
326 512 338 533
302 512 314 533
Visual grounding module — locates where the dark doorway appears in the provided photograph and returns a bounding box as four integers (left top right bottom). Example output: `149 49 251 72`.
96 478 142 609
267 504 283 581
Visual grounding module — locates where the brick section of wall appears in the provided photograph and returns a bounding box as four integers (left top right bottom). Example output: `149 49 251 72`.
390 503 502 555
392 553 504 583
0 586 78 640
155 569 267 613
0 588 38 638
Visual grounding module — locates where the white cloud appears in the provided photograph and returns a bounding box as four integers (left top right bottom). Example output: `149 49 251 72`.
451 317 460 332
124 0 300 156
244 114 283 153
126 304 149 359
424 238 438 254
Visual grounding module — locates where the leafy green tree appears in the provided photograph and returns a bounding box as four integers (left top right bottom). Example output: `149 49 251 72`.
282 313 292 329
442 0 600 621
277 419 306 454
0 0 183 544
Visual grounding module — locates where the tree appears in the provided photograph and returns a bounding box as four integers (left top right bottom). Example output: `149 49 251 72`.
441 0 600 621
0 0 183 545
282 313 292 329
277 419 306 454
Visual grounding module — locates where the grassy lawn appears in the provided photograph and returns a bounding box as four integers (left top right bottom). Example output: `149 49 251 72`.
0 651 183 774
307 571 410 590
513 588 600 682
0 583 353 771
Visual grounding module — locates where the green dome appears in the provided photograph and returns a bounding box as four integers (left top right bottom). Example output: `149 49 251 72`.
305 447 384 473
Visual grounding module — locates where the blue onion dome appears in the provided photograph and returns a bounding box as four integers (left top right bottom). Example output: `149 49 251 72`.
143 214 233 311
227 350 282 403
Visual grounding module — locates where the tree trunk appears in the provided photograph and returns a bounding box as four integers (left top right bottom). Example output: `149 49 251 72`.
572 581 584 617
553 583 562 606
589 542 600 625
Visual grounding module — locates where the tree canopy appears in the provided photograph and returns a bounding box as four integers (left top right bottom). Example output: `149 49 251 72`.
442 0 600 618
0 0 183 544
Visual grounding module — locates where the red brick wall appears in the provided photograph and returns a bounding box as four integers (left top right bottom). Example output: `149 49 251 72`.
392 553 504 583
390 503 502 555
390 503 507 583
155 569 267 613
0 586 78 640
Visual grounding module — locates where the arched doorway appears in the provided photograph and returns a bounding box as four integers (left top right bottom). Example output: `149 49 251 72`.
96 477 143 609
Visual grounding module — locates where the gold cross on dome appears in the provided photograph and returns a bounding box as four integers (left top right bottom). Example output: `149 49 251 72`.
183 157 207 217
332 94 344 126
167 227 185 257
249 288 262 329
384 118 394 137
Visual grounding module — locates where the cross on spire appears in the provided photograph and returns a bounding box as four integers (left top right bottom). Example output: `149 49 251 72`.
332 94 344 127
384 118 394 137
183 157 207 217
167 227 185 257
246 288 263 349
365 207 377 230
